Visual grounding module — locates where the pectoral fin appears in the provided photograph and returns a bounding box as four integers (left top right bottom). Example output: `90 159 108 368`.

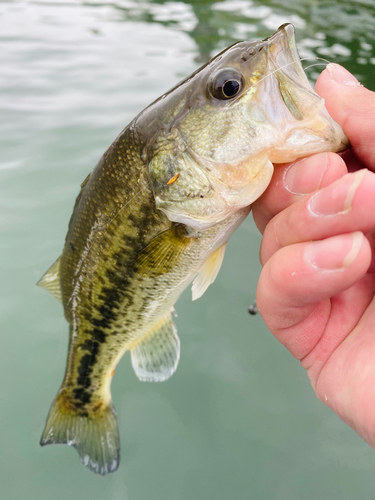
37 256 62 302
136 224 192 277
191 243 227 301
130 312 180 382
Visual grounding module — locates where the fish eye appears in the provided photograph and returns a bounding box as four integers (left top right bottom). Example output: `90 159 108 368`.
209 68 244 100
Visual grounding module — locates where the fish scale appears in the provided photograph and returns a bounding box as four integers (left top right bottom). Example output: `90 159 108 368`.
62 132 169 401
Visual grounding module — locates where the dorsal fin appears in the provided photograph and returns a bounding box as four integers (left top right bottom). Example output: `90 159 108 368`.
37 256 62 302
130 311 180 382
191 243 227 301
80 172 91 189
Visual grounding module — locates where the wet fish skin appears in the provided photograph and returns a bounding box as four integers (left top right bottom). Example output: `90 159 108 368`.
38 24 347 475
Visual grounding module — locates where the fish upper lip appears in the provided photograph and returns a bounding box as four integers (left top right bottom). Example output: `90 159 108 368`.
267 23 296 54
266 23 302 74
261 23 314 96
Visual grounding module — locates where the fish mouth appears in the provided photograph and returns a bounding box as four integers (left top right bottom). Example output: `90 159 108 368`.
265 23 310 89
254 24 349 160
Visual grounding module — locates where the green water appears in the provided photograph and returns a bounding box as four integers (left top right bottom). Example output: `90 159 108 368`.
2 0 375 498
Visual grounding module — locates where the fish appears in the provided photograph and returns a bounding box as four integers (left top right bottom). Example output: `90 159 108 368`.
38 23 348 475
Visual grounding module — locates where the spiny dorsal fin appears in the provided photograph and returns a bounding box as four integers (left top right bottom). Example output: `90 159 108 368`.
130 311 180 382
80 172 91 189
191 243 227 301
37 256 62 302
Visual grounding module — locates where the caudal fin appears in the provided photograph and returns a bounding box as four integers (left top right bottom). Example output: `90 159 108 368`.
40 397 120 475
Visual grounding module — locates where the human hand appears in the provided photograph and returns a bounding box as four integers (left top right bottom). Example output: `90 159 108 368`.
252 64 375 448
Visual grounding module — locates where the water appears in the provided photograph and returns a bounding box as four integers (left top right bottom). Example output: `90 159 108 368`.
2 1 375 498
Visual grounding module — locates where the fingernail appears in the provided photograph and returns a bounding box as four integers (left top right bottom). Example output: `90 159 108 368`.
305 232 363 271
284 154 328 195
326 63 361 87
308 169 366 216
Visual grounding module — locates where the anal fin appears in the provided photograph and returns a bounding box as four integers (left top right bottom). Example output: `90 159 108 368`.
37 255 62 302
130 312 180 382
191 243 227 301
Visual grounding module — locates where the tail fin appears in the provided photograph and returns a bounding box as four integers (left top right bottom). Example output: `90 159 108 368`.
40 396 120 475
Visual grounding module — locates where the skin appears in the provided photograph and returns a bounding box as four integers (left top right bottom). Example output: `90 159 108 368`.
252 63 375 448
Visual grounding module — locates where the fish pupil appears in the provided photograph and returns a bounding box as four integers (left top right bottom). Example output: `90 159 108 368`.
223 79 240 98
209 68 244 101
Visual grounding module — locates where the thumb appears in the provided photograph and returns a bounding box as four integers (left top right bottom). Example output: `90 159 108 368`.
315 64 375 169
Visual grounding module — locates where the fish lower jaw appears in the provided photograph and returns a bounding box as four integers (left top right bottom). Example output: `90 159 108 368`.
268 125 348 163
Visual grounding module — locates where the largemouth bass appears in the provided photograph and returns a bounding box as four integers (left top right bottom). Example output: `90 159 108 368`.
39 24 347 475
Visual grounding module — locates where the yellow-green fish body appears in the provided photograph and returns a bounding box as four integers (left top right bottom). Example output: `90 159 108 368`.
39 24 347 475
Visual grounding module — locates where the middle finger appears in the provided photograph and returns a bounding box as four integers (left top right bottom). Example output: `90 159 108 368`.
260 169 375 265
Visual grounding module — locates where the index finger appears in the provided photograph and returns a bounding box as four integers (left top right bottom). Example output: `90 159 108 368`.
252 152 347 234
